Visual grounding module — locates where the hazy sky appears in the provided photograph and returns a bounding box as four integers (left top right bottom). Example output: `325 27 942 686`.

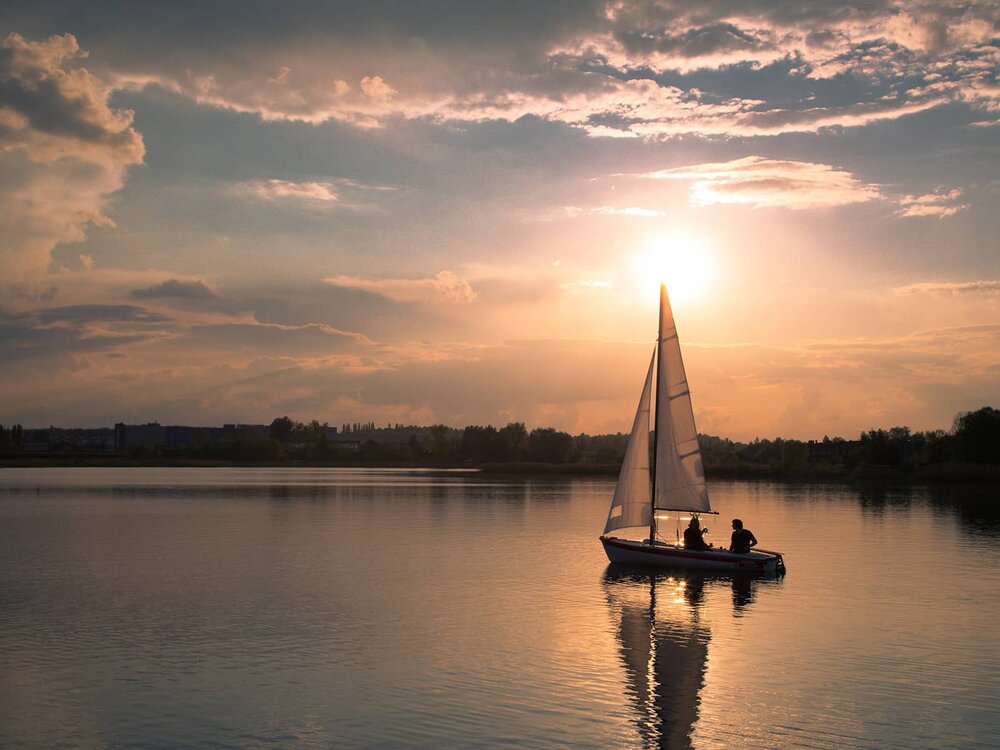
1 1 998 438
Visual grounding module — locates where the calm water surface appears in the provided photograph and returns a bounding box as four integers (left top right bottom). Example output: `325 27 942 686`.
1 468 998 749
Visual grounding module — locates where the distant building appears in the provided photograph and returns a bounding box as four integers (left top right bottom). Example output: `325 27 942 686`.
114 422 269 451
114 422 165 451
807 438 855 464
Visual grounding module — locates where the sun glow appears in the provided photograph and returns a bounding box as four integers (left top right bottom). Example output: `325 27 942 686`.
631 230 716 304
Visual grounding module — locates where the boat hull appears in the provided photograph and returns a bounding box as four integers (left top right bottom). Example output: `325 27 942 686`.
601 536 785 574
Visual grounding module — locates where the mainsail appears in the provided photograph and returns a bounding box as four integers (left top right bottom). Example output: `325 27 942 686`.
653 285 710 514
604 352 655 534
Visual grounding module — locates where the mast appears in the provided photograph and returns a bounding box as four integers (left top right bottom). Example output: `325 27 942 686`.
649 283 666 544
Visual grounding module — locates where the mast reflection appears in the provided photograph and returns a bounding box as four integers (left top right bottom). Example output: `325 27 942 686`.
603 566 777 748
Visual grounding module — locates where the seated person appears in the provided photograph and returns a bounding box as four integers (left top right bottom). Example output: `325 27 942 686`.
683 517 711 550
729 518 758 553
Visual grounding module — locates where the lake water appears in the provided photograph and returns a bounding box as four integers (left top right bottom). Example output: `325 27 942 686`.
1 468 998 749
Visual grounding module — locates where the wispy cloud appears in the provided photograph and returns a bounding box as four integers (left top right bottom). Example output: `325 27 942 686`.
894 280 1000 296
239 179 340 203
639 156 881 209
325 271 477 304
555 205 667 220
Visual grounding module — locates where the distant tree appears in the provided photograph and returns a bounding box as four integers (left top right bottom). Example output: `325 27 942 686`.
498 422 528 461
914 429 951 466
269 416 296 443
427 424 453 462
953 407 1000 463
407 433 423 461
298 420 330 459
527 427 576 463
226 427 282 461
780 440 809 472
461 425 502 463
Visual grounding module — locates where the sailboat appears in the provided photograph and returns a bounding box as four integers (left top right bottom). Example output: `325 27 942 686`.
600 285 786 575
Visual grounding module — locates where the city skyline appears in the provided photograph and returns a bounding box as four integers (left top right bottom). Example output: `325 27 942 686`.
1 1 998 439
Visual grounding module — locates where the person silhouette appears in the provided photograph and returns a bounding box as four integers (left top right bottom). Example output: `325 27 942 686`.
728 518 758 553
683 516 711 550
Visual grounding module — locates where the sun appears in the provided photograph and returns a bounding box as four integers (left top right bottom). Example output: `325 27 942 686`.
630 230 717 305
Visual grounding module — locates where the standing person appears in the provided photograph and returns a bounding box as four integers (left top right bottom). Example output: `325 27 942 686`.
683 516 711 550
729 519 758 553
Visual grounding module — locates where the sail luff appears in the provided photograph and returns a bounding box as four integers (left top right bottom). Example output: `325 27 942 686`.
603 350 655 534
653 285 711 514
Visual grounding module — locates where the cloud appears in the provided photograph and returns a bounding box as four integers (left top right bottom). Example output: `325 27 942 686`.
893 280 1000 296
57 0 993 140
558 205 667 219
684 322 1000 437
640 156 881 209
238 178 339 203
325 271 478 304
32 304 171 325
359 75 396 99
185 321 372 355
0 33 144 275
131 279 218 300
232 176 396 212
896 188 969 218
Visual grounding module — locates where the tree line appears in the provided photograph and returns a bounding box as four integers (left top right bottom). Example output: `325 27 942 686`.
177 406 1000 470
698 407 1000 476
2 406 997 474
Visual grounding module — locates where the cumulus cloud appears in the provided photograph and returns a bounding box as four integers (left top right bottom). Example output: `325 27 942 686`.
640 156 882 209
0 33 144 275
896 188 969 218
325 271 478 304
359 75 396 99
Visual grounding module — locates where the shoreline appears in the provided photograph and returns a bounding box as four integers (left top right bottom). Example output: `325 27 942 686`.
1 456 998 484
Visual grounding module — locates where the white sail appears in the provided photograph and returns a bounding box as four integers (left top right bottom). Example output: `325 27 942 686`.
654 285 711 514
604 351 655 534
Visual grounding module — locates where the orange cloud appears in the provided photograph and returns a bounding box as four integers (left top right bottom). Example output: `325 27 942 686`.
0 33 145 276
896 188 969 218
640 156 881 209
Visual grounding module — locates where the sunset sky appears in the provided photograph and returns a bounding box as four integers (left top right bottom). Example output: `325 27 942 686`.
1 1 998 439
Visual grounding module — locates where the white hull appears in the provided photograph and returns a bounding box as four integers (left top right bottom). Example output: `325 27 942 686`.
601 536 785 575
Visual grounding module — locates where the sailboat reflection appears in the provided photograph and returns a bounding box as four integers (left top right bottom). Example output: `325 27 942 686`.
603 566 778 749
